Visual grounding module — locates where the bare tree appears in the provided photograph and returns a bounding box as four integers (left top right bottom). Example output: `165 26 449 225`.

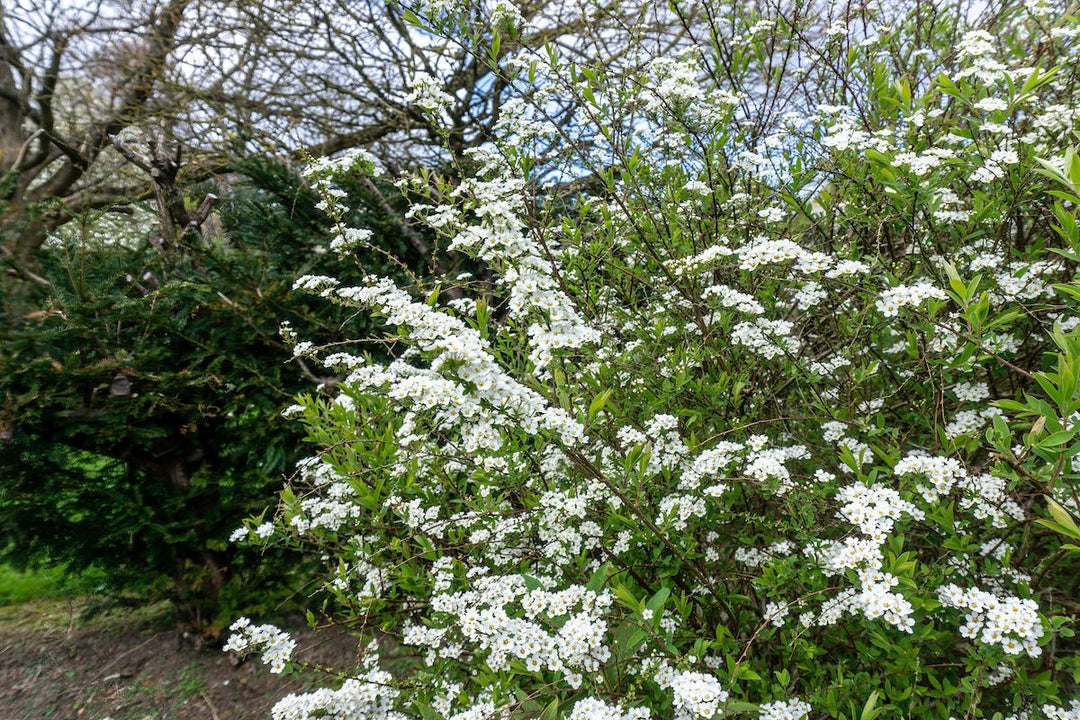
0 0 194 275
0 0 685 284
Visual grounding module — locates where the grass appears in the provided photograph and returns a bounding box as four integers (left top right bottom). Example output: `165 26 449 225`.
0 564 68 605
0 563 109 606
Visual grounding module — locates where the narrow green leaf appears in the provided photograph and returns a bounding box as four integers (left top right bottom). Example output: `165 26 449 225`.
588 388 613 421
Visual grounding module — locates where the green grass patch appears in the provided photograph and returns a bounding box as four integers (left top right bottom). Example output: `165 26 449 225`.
0 563 106 605
0 564 66 604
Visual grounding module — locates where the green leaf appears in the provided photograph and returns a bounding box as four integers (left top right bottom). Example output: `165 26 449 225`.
588 388 613 421
942 262 966 303
861 691 882 720
522 574 544 591
540 698 559 720
414 700 441 720
1054 283 1080 303
646 586 671 618
626 627 649 652
613 583 641 612
1047 498 1080 539
1036 519 1080 539
1037 430 1074 448
475 296 489 337
738 667 762 681
587 562 612 592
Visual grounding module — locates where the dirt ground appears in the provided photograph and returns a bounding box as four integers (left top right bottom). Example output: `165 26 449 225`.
0 598 360 720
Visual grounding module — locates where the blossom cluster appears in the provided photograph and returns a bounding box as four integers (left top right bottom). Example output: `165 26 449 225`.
937 584 1045 657
411 575 613 688
269 656 403 720
651 663 729 720
223 618 296 674
876 281 948 317
758 699 812 720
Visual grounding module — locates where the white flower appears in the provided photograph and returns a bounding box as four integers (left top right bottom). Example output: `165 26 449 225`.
269 660 402 720
658 667 729 719
763 601 789 627
329 227 373 254
759 698 811 720
937 584 1044 657
568 698 651 720
876 281 947 317
223 618 296 673
952 381 989 402
732 318 801 359
974 97 1008 113
407 72 454 113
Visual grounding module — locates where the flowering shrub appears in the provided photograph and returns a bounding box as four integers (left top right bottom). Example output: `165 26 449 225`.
228 1 1080 718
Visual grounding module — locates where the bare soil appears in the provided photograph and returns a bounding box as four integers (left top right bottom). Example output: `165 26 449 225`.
0 598 359 720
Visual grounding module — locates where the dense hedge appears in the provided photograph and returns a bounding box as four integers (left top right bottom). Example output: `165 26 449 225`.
0 159 424 634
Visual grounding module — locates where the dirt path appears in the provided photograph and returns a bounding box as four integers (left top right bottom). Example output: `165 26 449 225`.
0 599 358 720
